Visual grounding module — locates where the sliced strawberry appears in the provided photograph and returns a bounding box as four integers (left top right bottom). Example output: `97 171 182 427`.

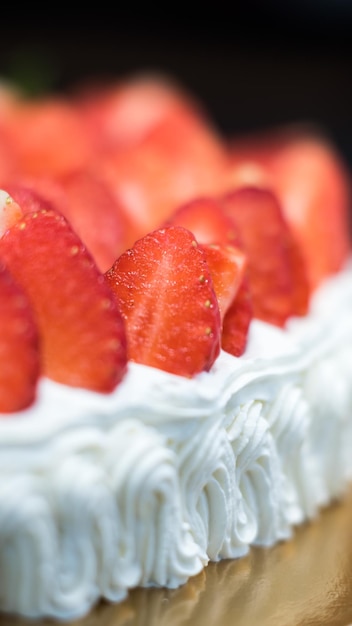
53 170 131 272
201 242 252 357
105 226 221 377
0 208 127 392
3 174 131 272
3 181 54 214
166 196 240 246
221 187 297 327
2 97 92 178
200 242 247 319
96 105 228 245
285 229 310 316
0 261 40 413
227 126 352 291
222 276 253 357
74 73 194 152
167 196 253 355
268 132 352 291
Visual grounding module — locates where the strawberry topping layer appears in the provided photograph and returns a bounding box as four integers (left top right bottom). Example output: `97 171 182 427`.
0 74 350 414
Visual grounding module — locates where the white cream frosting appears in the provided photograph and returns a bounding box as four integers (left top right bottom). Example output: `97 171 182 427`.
1 261 352 620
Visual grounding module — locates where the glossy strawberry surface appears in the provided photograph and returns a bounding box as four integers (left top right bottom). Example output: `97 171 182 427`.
0 208 127 392
221 187 307 326
105 226 221 377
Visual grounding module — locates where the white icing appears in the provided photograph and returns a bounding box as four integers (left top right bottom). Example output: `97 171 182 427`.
1 261 352 620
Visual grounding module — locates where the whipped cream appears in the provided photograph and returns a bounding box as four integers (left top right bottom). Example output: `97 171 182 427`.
1 262 352 620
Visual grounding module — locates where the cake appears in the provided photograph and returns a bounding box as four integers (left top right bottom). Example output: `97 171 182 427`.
0 73 351 621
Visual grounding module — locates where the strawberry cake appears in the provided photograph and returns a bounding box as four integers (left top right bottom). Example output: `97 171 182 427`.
0 73 352 621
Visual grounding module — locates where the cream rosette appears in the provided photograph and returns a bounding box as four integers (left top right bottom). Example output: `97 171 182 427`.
0 419 202 620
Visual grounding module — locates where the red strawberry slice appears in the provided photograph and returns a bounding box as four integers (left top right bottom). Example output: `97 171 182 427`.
201 242 252 357
222 276 253 357
105 226 221 377
200 242 247 319
167 196 253 356
268 132 351 292
2 97 92 178
227 126 351 291
166 196 240 246
0 207 127 392
74 73 193 152
221 186 298 327
1 182 55 216
3 174 131 272
285 229 310 316
96 105 227 246
53 170 131 272
0 261 40 413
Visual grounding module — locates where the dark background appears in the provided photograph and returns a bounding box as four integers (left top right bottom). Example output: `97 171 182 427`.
1 2 351 167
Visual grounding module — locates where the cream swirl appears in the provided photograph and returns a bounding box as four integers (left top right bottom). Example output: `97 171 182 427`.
262 384 318 523
0 420 202 620
174 416 238 562
225 399 290 547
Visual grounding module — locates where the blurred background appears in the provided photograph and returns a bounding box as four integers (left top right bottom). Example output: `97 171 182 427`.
1 2 351 166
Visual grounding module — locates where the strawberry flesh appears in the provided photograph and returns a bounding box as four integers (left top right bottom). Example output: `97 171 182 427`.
227 126 352 292
167 196 253 356
0 261 40 413
96 106 227 246
2 97 92 178
200 242 247 319
201 242 252 357
221 186 298 327
166 196 240 246
0 208 127 392
74 73 194 152
105 225 221 377
222 276 253 357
